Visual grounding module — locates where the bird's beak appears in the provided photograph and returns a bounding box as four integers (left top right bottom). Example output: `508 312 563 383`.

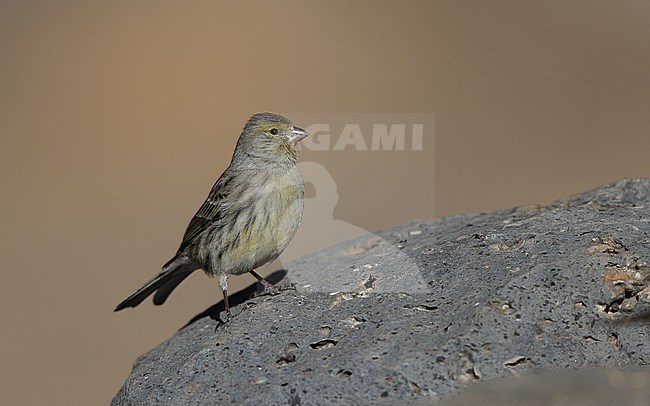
288 126 309 145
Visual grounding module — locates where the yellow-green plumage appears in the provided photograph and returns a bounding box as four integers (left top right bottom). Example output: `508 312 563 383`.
115 113 309 320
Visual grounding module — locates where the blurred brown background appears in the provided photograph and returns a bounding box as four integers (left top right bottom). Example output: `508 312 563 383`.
1 1 649 404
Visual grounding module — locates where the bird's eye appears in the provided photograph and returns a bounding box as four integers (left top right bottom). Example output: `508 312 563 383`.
269 128 279 135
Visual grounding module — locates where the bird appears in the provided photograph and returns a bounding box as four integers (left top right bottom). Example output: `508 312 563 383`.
115 112 309 320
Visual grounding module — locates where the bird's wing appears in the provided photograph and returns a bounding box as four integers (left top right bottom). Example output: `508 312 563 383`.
176 170 238 254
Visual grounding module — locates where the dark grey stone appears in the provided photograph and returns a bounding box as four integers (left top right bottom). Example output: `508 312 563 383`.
113 179 650 405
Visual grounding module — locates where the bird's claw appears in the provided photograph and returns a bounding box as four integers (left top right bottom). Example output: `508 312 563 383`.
257 280 281 296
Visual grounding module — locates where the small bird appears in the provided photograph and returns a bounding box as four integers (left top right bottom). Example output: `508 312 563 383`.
115 112 309 320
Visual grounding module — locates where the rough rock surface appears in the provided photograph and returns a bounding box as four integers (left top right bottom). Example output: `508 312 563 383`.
113 179 650 405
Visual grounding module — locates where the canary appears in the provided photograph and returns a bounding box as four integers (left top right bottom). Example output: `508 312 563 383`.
115 112 309 320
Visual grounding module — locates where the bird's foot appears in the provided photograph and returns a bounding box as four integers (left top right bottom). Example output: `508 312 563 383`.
279 282 296 292
257 279 281 296
255 281 296 298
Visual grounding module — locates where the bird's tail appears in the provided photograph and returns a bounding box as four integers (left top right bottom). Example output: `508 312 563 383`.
114 255 199 311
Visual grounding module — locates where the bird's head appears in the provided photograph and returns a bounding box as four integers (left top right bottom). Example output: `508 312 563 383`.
234 112 309 165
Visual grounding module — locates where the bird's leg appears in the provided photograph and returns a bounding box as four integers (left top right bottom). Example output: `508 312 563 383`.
218 273 231 321
250 270 281 296
222 289 231 320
